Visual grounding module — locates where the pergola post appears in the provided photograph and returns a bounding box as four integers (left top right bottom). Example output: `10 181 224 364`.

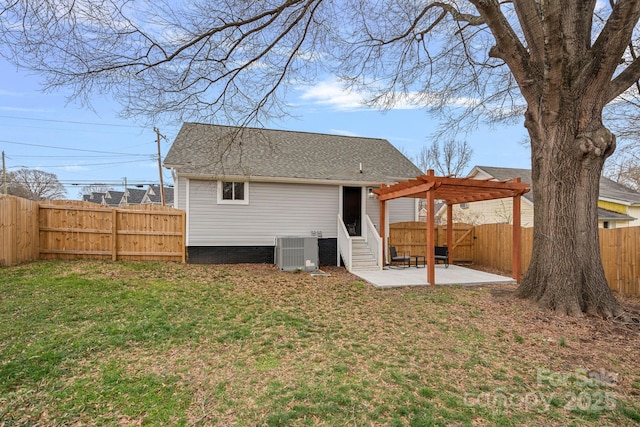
446 203 453 262
512 178 522 283
426 170 436 285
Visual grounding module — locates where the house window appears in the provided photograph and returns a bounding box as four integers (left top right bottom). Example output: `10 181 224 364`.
217 181 249 205
603 221 610 229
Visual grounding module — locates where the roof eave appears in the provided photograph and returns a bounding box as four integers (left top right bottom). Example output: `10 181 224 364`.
598 196 635 207
172 172 409 187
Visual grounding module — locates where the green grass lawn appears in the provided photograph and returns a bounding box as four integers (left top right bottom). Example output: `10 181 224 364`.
1 260 639 426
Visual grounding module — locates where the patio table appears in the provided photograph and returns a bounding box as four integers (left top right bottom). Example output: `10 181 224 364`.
412 255 425 268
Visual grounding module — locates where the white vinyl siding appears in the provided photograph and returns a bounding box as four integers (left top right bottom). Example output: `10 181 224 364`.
365 193 380 229
188 180 339 246
365 191 416 230
446 198 535 227
388 198 417 224
175 176 187 210
627 206 640 227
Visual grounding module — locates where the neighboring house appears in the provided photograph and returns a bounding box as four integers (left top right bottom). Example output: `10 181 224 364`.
103 190 125 207
440 166 639 228
84 192 106 205
122 188 147 206
142 185 174 207
597 177 640 227
418 201 444 223
163 122 423 266
82 188 162 206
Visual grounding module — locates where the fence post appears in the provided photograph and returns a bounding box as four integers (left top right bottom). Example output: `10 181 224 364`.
616 228 622 293
33 200 40 261
181 210 187 263
112 209 118 261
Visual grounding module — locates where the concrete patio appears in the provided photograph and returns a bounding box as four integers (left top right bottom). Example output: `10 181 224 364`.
352 264 516 288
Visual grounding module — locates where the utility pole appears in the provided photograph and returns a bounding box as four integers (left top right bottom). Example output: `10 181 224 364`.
2 151 6 195
154 127 167 206
122 177 128 205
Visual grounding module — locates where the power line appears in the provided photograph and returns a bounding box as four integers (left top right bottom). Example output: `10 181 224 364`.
9 154 142 158
0 139 152 156
7 159 153 169
63 180 166 185
0 114 141 128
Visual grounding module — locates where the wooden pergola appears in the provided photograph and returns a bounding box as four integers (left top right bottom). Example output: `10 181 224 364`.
373 170 530 285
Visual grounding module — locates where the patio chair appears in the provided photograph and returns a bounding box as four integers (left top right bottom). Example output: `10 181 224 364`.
434 246 449 268
347 222 357 235
389 246 411 268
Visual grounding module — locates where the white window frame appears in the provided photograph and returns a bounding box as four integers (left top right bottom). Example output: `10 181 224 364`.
217 180 249 205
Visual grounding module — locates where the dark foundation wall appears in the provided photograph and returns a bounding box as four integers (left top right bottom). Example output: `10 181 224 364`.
187 238 338 266
187 246 273 264
318 238 338 266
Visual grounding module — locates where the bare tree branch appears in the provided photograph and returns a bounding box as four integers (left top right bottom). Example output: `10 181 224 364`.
6 168 66 200
607 56 640 103
415 139 473 176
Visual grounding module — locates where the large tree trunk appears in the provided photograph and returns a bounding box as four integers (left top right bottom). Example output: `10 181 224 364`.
516 107 623 317
470 0 640 319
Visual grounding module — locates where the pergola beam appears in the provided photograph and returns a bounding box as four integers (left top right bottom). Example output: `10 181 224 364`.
419 174 526 190
377 181 436 201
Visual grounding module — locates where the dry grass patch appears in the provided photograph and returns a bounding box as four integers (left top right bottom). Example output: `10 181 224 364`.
0 260 639 426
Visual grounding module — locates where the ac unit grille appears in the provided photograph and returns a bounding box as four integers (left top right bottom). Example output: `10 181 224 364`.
275 237 318 271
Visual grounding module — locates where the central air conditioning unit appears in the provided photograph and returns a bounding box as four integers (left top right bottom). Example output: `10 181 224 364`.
275 236 319 271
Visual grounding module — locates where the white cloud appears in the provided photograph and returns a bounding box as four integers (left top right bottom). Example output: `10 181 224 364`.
61 165 89 171
298 79 366 111
0 105 50 113
0 89 28 97
297 78 477 112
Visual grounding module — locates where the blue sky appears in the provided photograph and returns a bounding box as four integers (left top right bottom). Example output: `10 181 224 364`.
0 58 531 199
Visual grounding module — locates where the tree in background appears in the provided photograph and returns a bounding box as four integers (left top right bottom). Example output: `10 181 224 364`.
2 2 640 318
415 140 473 176
78 184 113 200
7 168 66 201
604 145 640 190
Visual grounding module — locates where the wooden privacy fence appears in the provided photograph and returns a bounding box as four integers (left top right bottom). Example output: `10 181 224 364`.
472 224 534 273
472 223 639 297
390 221 640 296
389 221 475 263
0 194 39 265
1 196 185 266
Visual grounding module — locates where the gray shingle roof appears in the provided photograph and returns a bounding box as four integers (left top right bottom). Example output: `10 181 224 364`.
124 188 147 205
164 123 423 183
598 175 640 204
146 185 174 204
473 165 640 205
88 192 106 204
104 190 125 206
597 208 635 221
